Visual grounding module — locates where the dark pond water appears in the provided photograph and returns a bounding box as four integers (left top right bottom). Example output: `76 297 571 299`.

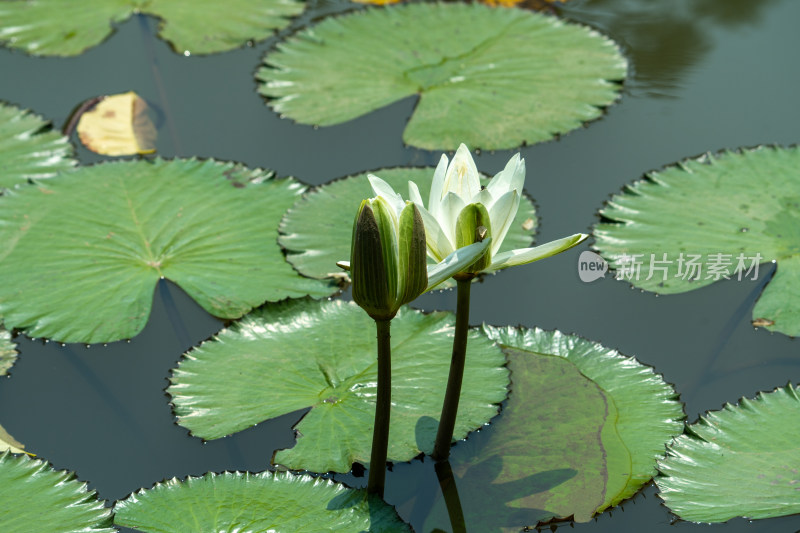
0 0 799 531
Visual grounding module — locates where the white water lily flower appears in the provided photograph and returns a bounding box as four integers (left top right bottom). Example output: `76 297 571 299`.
337 196 490 320
369 144 588 275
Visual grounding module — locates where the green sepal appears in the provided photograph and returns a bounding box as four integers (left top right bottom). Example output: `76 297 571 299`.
350 201 392 320
397 202 428 306
456 203 492 273
372 197 400 308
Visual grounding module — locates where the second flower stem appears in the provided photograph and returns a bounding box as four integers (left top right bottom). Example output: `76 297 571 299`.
432 276 473 462
367 318 392 497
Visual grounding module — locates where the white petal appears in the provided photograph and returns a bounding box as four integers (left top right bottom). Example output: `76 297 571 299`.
336 260 350 270
428 154 449 219
426 239 491 290
486 153 525 199
443 144 480 200
439 192 466 245
475 188 494 210
487 190 520 256
368 174 405 215
416 203 455 262
408 180 425 207
484 233 588 273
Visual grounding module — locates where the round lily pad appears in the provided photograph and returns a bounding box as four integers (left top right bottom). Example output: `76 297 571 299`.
0 158 337 344
593 146 800 336
0 102 75 189
168 298 509 473
114 471 411 532
278 167 537 284
0 451 114 532
657 384 800 523
0 0 304 56
0 326 17 376
423 326 683 529
258 3 627 150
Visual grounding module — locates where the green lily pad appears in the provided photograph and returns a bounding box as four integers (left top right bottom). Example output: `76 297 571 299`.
0 0 304 56
114 471 411 532
0 158 337 344
0 326 17 376
423 327 682 528
657 384 800 523
258 3 627 150
593 146 800 336
168 298 509 473
0 102 76 189
279 167 537 284
0 451 114 532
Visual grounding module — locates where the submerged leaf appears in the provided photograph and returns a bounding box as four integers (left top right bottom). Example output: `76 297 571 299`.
422 327 683 529
657 384 800 522
114 471 411 532
169 299 509 473
258 3 626 150
594 146 800 336
0 158 337 344
0 451 114 532
0 102 76 189
0 0 304 56
279 167 537 285
76 91 157 156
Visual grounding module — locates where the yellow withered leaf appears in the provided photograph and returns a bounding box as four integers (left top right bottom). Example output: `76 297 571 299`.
0 423 27 455
76 91 157 156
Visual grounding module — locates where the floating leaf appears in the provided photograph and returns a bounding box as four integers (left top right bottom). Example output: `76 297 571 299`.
0 0 304 56
0 326 17 376
0 158 337 344
114 471 411 532
0 102 76 189
657 384 800 522
0 451 114 532
593 146 800 336
0 425 25 454
258 3 626 150
279 167 537 285
169 299 509 473
76 91 157 156
422 327 683 529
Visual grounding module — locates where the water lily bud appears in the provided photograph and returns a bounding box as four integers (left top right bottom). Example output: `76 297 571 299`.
350 197 428 321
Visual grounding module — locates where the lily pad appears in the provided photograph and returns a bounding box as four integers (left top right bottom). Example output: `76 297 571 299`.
258 3 627 150
0 425 25 454
0 102 76 189
168 298 509 473
0 0 304 56
279 167 537 283
114 472 411 533
0 326 17 376
0 451 114 532
114 471 411 532
423 326 683 528
0 158 337 344
593 146 800 336
76 91 157 156
657 384 800 523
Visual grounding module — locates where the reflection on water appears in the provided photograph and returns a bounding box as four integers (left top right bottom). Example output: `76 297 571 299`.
561 0 779 98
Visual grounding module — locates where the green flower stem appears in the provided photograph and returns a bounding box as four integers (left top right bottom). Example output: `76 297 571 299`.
432 276 473 462
435 460 467 533
367 318 392 497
